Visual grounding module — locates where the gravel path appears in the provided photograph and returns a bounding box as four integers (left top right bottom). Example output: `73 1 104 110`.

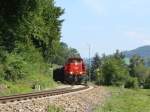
0 86 110 112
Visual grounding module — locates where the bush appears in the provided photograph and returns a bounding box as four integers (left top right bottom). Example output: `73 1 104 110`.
100 58 129 86
4 53 28 81
125 77 139 88
144 75 150 89
0 64 5 80
0 48 7 63
0 44 56 95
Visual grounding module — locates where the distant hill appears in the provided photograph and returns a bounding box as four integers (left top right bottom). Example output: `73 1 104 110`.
123 45 150 58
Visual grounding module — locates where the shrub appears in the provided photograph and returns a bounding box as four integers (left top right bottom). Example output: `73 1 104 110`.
0 64 5 80
125 77 139 88
4 53 28 81
144 75 150 89
0 48 7 63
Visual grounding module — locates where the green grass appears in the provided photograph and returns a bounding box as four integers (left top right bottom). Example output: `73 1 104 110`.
0 81 32 96
95 87 150 112
48 105 63 112
0 69 58 96
0 74 57 96
0 48 60 96
0 61 59 96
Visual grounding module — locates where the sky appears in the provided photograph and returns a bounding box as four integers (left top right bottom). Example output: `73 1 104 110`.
55 0 150 57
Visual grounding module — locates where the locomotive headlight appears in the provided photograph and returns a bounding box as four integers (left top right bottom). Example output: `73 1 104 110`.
80 72 83 74
70 72 73 74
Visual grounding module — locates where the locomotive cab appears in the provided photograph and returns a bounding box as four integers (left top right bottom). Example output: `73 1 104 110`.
64 58 87 84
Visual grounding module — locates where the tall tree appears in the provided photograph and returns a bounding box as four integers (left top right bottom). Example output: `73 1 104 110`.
0 0 64 62
68 48 80 58
114 49 125 59
94 51 129 86
91 53 101 80
101 56 129 86
0 0 64 81
129 55 144 77
129 55 149 85
52 42 80 65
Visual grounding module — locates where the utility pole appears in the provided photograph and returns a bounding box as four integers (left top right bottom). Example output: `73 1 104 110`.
88 44 91 82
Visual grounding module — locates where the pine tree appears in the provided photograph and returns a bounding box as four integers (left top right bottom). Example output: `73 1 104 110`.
91 53 101 80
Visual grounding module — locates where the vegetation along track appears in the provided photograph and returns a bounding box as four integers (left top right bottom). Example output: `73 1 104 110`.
0 85 89 104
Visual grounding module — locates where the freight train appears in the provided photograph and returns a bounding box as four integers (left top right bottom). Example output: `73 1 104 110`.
53 57 87 84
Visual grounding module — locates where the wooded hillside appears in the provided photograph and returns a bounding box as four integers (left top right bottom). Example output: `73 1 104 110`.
0 0 80 95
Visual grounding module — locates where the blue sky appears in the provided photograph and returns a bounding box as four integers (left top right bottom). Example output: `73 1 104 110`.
55 0 150 57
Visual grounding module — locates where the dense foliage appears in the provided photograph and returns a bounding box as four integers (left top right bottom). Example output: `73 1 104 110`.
91 50 150 89
51 42 80 65
0 0 80 95
0 0 63 80
0 0 64 62
91 53 101 80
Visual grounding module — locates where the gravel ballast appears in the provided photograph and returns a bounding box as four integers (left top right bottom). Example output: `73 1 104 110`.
0 86 110 112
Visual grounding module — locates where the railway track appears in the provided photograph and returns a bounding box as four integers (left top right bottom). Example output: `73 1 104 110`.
0 85 89 104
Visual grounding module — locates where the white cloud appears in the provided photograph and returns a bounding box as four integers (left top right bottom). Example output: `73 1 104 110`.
82 0 103 15
127 31 150 44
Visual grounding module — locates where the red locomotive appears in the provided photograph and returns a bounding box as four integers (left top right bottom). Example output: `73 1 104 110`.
64 58 87 84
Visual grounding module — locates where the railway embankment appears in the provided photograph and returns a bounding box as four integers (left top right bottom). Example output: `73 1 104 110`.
0 86 110 112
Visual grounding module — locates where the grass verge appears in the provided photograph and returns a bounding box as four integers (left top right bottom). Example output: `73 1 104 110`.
95 87 150 112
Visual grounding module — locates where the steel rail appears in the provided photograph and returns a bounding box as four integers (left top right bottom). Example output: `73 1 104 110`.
0 86 89 104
